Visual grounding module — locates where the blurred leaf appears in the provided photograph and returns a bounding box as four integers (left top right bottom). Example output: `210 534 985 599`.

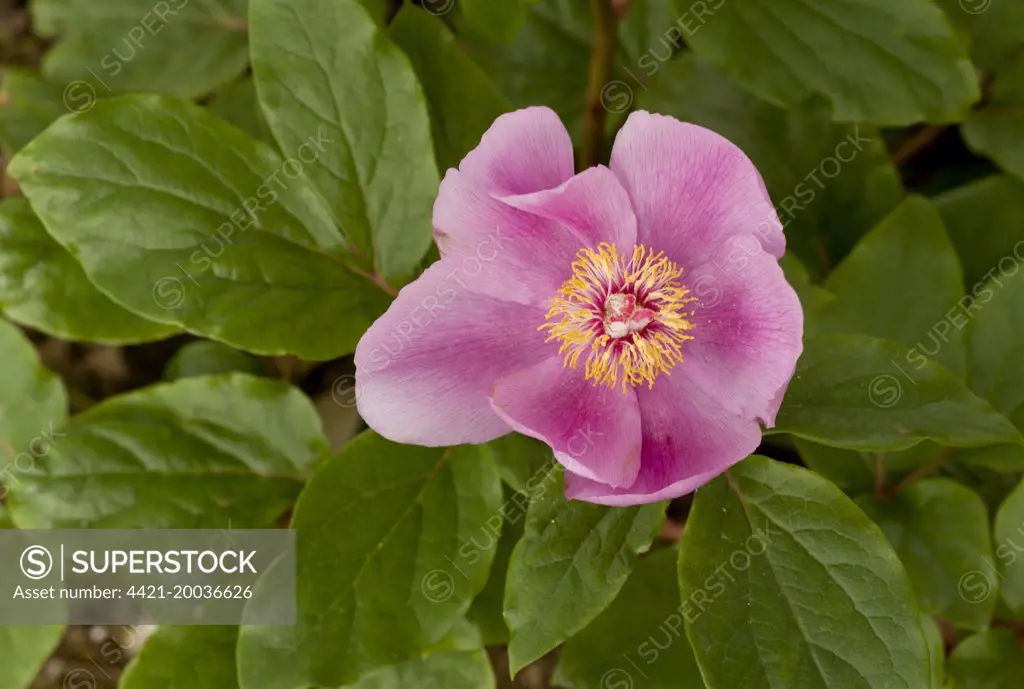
461 0 592 138
779 254 836 337
342 650 495 689
965 265 1024 433
121 627 238 689
237 432 502 687
208 77 273 145
504 468 665 673
0 197 179 344
817 197 967 377
935 0 1024 72
641 53 903 278
164 340 267 380
953 444 1024 474
390 6 511 171
993 477 1024 614
773 335 1023 450
0 626 64 689
795 437 876 494
34 0 249 99
11 95 390 360
481 432 555 493
857 479 995 630
947 629 1024 688
964 52 1024 182
0 319 66 455
558 546 705 689
6 374 326 529
681 0 978 124
250 0 438 281
680 456 930 688
461 0 528 43
921 613 945 689
795 439 941 494
461 0 659 140
934 175 1024 289
466 487 525 645
0 68 66 156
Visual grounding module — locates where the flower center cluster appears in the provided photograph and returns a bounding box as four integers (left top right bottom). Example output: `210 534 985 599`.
541 243 695 393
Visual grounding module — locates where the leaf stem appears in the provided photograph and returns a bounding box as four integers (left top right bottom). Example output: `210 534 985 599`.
891 125 947 166
581 0 618 170
890 448 953 496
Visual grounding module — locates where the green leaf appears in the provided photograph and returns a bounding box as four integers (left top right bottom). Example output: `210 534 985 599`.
680 456 930 689
993 477 1024 614
164 340 267 380
121 627 238 689
681 0 978 124
389 6 512 172
466 487 525 645
460 0 592 138
461 0 527 43
641 53 903 278
6 373 326 529
208 78 273 145
558 546 705 689
0 626 64 689
481 432 556 493
921 613 944 689
817 196 967 377
0 319 66 456
504 468 666 674
10 95 390 360
934 175 1024 288
34 0 249 99
965 265 1024 432
947 629 1024 689
250 0 439 280
0 197 178 344
0 68 67 156
343 650 495 689
795 438 944 496
236 431 503 687
857 479 995 630
936 0 1024 73
779 254 836 337
963 52 1024 182
773 334 1023 451
794 437 876 494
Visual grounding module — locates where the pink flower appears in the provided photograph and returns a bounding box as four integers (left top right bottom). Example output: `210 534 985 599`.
355 108 803 505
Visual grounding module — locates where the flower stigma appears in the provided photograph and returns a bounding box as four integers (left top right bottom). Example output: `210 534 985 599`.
541 243 695 393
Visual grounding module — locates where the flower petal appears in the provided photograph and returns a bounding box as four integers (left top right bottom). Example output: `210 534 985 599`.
433 107 578 305
565 381 761 506
490 357 642 489
681 234 804 426
355 260 552 445
455 106 575 195
497 165 638 253
609 111 784 267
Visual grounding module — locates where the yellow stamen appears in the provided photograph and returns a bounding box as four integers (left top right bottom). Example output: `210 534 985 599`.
540 243 695 393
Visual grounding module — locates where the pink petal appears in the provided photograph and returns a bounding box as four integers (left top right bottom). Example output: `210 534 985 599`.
497 165 638 254
433 107 578 305
680 234 804 426
456 106 575 195
565 381 762 506
355 260 552 445
609 111 784 267
490 357 642 489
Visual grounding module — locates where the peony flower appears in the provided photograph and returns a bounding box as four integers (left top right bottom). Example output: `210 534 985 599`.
354 108 803 506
